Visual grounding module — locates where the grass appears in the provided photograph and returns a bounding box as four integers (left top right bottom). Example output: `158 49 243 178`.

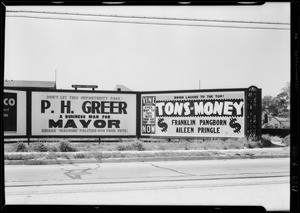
4 135 291 162
4 148 290 162
5 153 43 160
4 135 289 154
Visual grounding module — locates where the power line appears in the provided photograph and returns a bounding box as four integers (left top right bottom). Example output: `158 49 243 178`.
6 10 290 25
6 15 290 31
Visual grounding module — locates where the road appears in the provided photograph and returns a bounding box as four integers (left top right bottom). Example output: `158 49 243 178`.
5 158 289 211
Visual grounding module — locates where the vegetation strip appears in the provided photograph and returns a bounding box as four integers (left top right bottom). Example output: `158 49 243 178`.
5 148 289 162
4 134 290 164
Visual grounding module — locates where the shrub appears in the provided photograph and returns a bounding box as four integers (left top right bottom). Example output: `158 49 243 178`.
33 142 48 152
282 134 290 146
14 142 27 152
116 144 127 151
131 142 145 151
261 134 274 147
46 144 58 152
74 153 86 159
58 141 77 152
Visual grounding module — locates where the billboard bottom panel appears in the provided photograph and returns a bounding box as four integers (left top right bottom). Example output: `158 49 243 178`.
141 116 245 138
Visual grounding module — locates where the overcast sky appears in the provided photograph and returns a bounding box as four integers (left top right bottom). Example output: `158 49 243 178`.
4 3 290 97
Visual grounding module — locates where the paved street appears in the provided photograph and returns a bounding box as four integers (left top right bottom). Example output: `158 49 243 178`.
5 158 289 211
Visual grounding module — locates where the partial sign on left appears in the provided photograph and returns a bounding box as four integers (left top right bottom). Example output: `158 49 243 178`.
3 90 27 136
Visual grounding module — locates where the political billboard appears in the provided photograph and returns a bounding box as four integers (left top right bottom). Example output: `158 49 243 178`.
3 89 27 136
141 91 245 138
31 91 136 136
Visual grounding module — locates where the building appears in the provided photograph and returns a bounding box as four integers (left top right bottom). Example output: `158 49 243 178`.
4 80 56 90
114 84 132 91
262 113 290 129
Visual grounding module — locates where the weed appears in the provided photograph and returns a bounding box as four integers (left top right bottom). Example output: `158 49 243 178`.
245 152 255 157
183 142 189 150
93 152 103 160
245 139 262 148
117 142 145 151
201 140 224 150
14 142 27 152
63 153 70 159
58 141 77 152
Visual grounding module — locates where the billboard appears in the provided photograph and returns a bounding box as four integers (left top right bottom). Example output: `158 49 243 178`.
31 91 136 136
3 90 27 136
141 91 245 138
3 92 17 131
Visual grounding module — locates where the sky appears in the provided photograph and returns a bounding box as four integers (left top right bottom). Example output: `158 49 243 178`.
4 3 290 97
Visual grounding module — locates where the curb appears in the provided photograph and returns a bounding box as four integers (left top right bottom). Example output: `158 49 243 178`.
5 148 290 165
5 153 290 165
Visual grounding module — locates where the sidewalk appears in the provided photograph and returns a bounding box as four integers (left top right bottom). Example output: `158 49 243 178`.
4 147 290 165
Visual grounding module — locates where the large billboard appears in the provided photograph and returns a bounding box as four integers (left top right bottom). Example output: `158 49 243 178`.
3 87 260 139
3 90 27 136
141 91 245 138
31 91 136 136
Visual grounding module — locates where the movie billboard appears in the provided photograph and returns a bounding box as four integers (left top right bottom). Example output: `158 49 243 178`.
141 91 245 138
31 91 136 136
3 90 27 136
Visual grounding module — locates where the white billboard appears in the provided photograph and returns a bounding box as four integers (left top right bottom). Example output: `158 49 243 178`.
3 89 27 136
141 91 245 138
31 91 136 136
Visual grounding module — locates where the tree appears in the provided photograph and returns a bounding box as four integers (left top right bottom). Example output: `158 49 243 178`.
262 95 279 116
261 82 290 118
275 82 290 118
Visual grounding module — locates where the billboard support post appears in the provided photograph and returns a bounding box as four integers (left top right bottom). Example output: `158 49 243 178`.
26 90 31 144
136 93 141 140
245 86 262 140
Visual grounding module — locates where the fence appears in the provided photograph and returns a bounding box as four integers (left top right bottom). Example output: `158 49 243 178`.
262 128 290 137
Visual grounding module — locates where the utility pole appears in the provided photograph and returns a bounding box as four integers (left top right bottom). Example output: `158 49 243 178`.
55 69 57 89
